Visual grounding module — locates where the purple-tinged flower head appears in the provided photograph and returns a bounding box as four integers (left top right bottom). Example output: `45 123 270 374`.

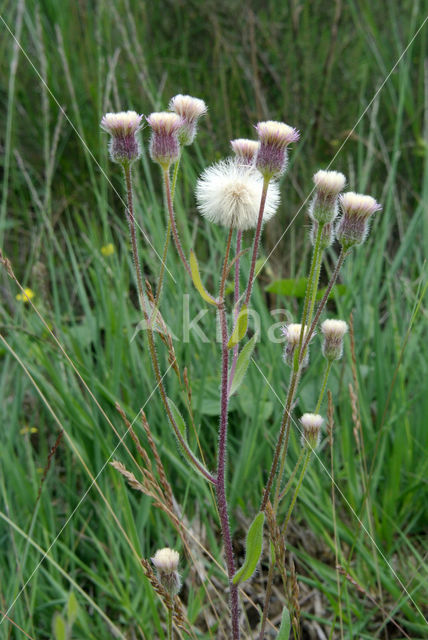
300 413 323 449
169 94 207 146
146 112 183 168
310 220 334 249
195 159 280 231
309 170 346 225
255 120 299 179
100 111 143 165
321 319 348 361
230 138 260 166
151 547 181 596
336 192 382 250
282 323 311 367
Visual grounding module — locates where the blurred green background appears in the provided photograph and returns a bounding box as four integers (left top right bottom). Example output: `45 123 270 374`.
0 1 427 638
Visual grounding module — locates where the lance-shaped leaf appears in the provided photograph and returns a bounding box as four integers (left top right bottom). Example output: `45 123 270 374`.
190 250 217 306
232 511 264 585
276 606 291 639
167 397 187 439
227 304 248 348
229 333 257 396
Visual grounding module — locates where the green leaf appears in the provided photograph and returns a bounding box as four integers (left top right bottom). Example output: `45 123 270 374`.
190 250 217 305
167 397 187 439
265 277 347 300
265 277 308 297
227 305 248 348
229 333 257 396
67 592 78 626
232 511 264 584
276 606 291 639
52 614 67 640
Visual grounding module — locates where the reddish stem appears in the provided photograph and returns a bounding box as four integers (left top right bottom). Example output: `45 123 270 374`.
163 169 191 277
244 177 269 306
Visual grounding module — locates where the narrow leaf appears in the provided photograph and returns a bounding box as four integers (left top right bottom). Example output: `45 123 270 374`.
53 614 67 640
67 592 78 625
232 511 264 584
276 606 291 639
190 250 217 305
229 334 257 396
167 397 187 439
228 305 248 348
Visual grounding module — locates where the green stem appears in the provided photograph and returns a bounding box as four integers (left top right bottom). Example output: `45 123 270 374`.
278 447 306 503
296 223 324 370
315 360 332 414
155 154 182 307
281 447 312 536
307 243 323 328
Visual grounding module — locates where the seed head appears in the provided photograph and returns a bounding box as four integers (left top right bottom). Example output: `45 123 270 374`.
300 413 323 449
195 159 280 230
309 170 346 224
100 111 143 165
146 112 183 168
321 319 348 361
151 547 181 596
336 192 382 249
230 138 259 165
255 120 299 179
282 323 310 367
169 94 207 145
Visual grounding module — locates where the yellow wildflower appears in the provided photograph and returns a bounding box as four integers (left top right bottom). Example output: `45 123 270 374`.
16 288 35 302
101 243 115 257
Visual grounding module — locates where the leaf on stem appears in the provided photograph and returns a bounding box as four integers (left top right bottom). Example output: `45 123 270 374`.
227 304 248 349
229 333 257 396
265 277 346 299
189 250 217 306
232 511 264 585
166 397 187 440
276 606 291 639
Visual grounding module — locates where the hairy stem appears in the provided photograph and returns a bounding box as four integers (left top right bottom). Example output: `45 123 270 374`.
281 447 311 536
244 177 269 306
124 164 214 484
315 360 332 414
228 230 242 394
167 609 173 640
216 227 240 639
163 167 191 277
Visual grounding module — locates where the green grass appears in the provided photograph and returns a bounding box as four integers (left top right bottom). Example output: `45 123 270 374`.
1 1 427 638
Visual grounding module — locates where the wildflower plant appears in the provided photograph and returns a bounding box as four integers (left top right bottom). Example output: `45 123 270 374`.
100 93 381 638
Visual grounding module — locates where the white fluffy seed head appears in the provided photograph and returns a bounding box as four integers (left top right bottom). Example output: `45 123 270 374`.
100 111 143 136
300 413 323 449
313 170 346 196
195 159 280 230
151 548 179 573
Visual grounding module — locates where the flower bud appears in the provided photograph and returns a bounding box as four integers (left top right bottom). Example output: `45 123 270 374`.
255 120 299 179
282 323 310 367
309 170 346 224
230 138 259 165
151 547 181 596
300 413 323 449
169 94 207 146
100 111 143 165
146 112 183 168
321 319 348 361
336 192 382 250
310 220 334 249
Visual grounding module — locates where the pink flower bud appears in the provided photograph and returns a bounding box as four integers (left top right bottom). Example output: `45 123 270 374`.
300 413 323 449
309 170 346 224
100 111 143 165
230 138 259 165
255 120 299 179
336 192 382 249
146 112 183 168
169 94 207 145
